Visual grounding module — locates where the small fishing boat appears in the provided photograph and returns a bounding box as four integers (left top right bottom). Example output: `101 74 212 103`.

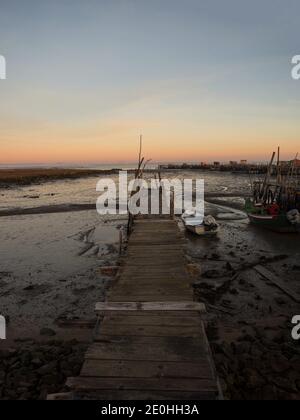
245 200 300 233
181 211 220 236
246 148 300 233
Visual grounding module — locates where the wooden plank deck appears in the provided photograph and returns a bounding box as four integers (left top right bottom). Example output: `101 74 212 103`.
66 217 220 400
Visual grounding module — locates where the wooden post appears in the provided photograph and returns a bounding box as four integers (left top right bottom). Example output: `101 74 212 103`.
262 151 276 202
119 228 123 256
276 146 281 184
128 135 144 234
170 190 175 219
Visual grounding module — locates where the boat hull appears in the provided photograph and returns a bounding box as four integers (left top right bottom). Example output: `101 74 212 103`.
185 224 220 236
248 213 300 233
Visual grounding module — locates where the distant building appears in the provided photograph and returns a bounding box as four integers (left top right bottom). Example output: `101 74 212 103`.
213 162 220 167
240 160 248 165
292 159 300 167
280 159 300 168
230 161 238 166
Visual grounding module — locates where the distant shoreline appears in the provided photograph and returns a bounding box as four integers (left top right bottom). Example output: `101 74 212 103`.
0 167 157 188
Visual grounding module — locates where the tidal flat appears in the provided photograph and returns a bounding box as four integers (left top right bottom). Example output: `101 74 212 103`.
0 170 299 399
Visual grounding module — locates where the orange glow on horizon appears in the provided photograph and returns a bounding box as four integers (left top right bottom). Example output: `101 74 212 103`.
1 118 299 165
2 139 298 165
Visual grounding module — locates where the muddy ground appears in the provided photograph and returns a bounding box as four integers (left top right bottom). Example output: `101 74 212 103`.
0 210 127 399
187 212 300 400
0 172 299 399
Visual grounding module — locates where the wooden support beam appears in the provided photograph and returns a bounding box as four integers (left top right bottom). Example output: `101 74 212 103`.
254 265 300 303
95 301 206 314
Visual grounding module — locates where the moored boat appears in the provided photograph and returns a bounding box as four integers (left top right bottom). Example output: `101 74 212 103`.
246 149 300 233
246 201 300 233
181 211 220 236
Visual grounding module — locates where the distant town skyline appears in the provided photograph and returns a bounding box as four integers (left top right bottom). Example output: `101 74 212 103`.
1 0 300 165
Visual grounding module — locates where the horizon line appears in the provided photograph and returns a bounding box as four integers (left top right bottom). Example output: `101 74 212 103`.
0 159 277 168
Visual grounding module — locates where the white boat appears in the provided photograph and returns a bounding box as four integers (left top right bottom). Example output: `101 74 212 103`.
181 211 220 236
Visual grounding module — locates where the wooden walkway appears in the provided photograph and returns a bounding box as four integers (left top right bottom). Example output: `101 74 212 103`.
66 217 220 400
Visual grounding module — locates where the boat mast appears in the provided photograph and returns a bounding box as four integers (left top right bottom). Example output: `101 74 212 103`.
261 151 276 203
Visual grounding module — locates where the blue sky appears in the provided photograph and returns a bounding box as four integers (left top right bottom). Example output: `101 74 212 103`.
0 0 299 163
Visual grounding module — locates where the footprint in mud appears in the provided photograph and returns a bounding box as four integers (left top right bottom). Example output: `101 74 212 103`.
78 243 98 257
74 227 97 256
75 225 120 257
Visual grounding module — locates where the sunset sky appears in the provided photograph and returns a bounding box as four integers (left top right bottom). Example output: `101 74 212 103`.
0 0 300 165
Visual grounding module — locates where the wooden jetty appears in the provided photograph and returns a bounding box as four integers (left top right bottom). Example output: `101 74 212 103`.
62 213 220 400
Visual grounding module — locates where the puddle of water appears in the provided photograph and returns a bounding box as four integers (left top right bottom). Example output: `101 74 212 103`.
217 212 247 221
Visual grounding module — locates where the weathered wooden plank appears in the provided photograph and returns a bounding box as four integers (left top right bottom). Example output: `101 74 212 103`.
131 230 181 234
125 255 184 260
101 314 203 326
128 246 183 251
109 295 193 303
110 289 191 297
80 359 213 379
130 238 183 241
95 302 205 313
85 336 209 361
65 216 219 401
121 261 186 266
114 285 190 292
130 236 185 241
130 233 183 236
126 248 184 253
116 275 188 282
119 276 188 282
97 324 202 337
132 230 180 235
120 270 185 276
127 249 184 253
122 262 185 267
99 310 202 318
118 278 189 284
129 241 185 246
121 269 188 275
125 254 185 260
254 265 300 303
47 392 73 400
121 264 187 269
74 389 216 400
67 377 216 392
120 268 188 275
113 283 190 291
116 278 189 284
110 289 193 297
134 219 176 224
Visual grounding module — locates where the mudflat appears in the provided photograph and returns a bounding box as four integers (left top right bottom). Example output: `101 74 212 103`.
0 168 119 187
